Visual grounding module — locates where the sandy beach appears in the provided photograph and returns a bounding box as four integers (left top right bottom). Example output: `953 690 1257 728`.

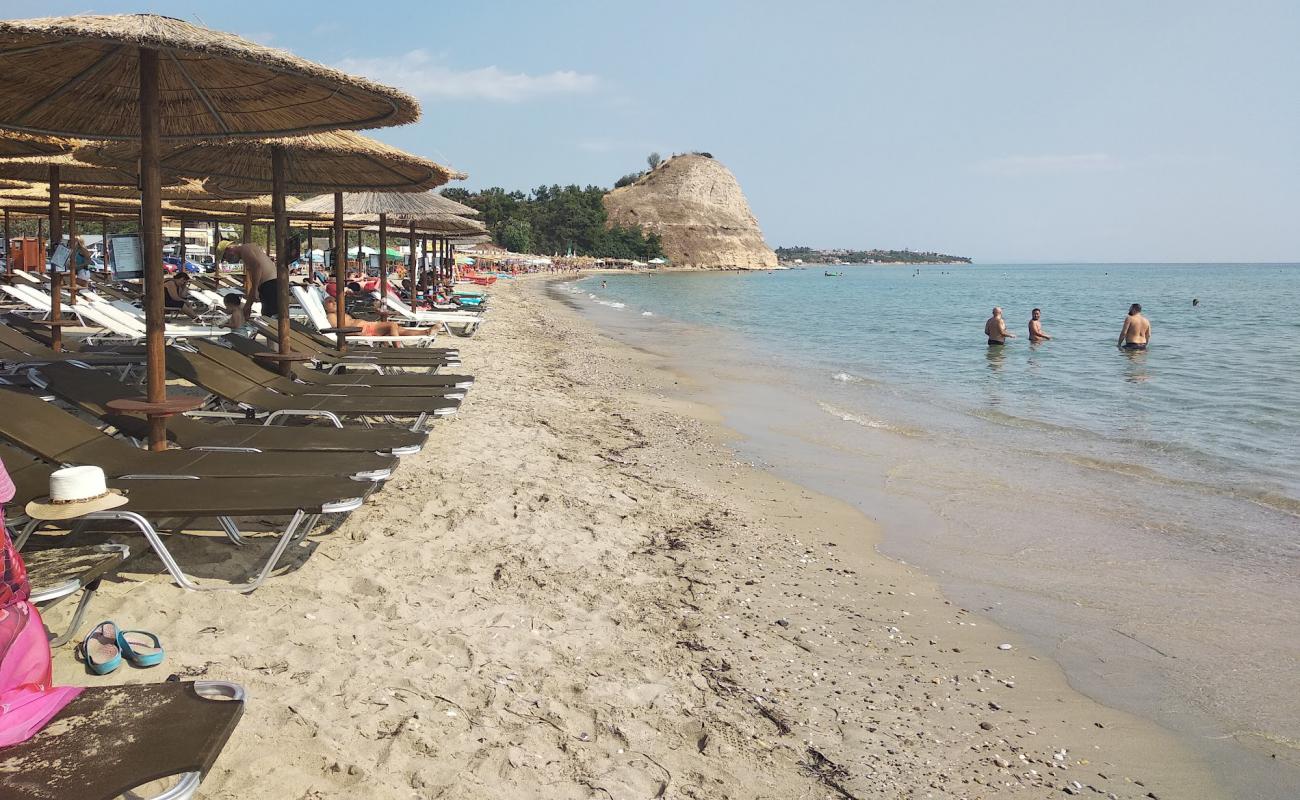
42 275 1224 799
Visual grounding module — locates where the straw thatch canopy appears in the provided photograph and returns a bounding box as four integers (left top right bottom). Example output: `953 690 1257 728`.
0 132 77 158
360 215 489 236
0 14 419 140
75 131 453 195
289 191 480 218
0 153 179 187
0 180 218 203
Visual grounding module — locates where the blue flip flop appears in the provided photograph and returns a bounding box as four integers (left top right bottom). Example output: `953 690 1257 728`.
81 621 122 675
117 629 165 668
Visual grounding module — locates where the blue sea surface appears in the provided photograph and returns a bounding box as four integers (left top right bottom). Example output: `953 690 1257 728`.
564 262 1300 798
578 263 1300 511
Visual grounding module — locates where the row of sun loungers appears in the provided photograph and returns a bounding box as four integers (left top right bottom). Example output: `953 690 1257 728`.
0 278 482 796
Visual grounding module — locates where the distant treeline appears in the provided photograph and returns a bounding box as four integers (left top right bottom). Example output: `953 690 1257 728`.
442 185 663 259
776 246 971 264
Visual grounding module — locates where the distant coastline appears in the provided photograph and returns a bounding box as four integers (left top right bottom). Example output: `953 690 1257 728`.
776 246 971 265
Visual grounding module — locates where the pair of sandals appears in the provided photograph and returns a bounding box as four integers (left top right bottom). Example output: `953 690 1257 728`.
80 621 165 675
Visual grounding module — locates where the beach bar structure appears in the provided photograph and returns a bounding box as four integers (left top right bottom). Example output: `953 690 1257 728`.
0 13 419 448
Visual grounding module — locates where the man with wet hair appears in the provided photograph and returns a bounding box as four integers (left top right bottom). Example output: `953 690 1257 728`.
1118 303 1151 350
984 307 1015 346
1028 308 1052 341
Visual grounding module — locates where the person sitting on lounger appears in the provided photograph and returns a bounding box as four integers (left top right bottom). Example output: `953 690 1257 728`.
161 272 200 319
220 293 250 333
322 294 427 343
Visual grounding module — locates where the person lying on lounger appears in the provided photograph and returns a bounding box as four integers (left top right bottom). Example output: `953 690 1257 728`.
322 295 428 342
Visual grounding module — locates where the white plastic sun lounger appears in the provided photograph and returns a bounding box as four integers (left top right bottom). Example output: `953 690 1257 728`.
375 292 485 336
291 285 438 348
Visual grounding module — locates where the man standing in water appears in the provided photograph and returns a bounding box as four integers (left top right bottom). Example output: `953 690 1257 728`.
219 241 278 319
984 307 1015 345
1028 308 1052 341
1118 303 1151 350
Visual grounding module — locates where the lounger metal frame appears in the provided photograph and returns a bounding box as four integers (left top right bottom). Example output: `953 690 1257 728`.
14 485 363 594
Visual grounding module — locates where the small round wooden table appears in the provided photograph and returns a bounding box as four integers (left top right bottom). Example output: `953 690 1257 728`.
106 397 205 451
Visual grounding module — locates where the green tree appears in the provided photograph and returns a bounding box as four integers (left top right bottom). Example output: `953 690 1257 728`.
647 152 661 169
499 217 532 253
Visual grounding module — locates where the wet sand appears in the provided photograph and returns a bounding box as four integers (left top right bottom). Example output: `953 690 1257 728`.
42 275 1222 798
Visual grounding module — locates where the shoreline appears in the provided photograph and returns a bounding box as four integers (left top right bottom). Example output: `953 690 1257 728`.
42 275 1220 798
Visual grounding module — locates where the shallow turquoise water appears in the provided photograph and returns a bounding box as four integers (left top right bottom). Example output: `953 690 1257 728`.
579 263 1300 512
565 263 1300 797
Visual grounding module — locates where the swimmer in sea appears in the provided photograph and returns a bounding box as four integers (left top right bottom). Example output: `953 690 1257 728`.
984 307 1015 346
1118 303 1151 350
1028 307 1052 341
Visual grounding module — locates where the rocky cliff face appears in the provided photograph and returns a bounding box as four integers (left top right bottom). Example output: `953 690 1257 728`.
603 154 778 269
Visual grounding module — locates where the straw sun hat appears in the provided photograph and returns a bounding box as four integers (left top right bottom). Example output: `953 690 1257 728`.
26 465 127 520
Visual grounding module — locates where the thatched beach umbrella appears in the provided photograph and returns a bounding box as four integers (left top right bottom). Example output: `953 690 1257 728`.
0 12 419 449
0 132 76 158
288 190 479 218
79 131 452 363
288 191 479 333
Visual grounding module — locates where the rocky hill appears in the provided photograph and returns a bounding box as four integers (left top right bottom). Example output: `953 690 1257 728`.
603 154 778 269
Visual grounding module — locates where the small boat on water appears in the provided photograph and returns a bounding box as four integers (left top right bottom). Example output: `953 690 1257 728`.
824 270 844 277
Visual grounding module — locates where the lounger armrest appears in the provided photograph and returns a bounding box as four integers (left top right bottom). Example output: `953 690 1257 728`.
185 409 261 421
321 326 363 335
262 409 345 428
323 361 384 374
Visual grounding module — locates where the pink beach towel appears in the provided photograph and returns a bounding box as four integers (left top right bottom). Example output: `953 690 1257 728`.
0 456 82 748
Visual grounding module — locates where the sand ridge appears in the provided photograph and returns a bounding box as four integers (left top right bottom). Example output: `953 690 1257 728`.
39 276 1221 799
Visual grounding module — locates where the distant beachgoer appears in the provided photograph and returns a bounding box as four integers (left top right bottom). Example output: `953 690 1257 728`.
984 307 1015 346
601 279 608 289
1118 303 1151 350
1028 308 1052 341
1192 298 1200 307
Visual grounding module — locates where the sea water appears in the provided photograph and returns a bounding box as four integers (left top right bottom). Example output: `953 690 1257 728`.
563 263 1300 798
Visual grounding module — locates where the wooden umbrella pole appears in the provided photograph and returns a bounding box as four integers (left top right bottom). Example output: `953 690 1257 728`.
139 47 169 450
242 205 253 295
67 198 77 305
47 164 64 352
421 235 429 302
333 192 347 350
408 220 416 303
378 212 388 315
178 214 187 272
271 145 292 369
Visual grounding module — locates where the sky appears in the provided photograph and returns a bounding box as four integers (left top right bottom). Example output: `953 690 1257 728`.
5 1 1299 261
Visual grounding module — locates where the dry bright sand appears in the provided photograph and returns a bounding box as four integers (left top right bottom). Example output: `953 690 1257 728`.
45 276 1224 799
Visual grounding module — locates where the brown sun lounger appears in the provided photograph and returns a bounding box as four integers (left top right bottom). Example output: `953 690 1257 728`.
166 346 458 431
0 386 397 481
0 319 144 370
0 680 244 800
25 542 130 647
223 333 474 388
279 319 463 366
35 362 427 456
2 443 371 593
190 339 467 399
